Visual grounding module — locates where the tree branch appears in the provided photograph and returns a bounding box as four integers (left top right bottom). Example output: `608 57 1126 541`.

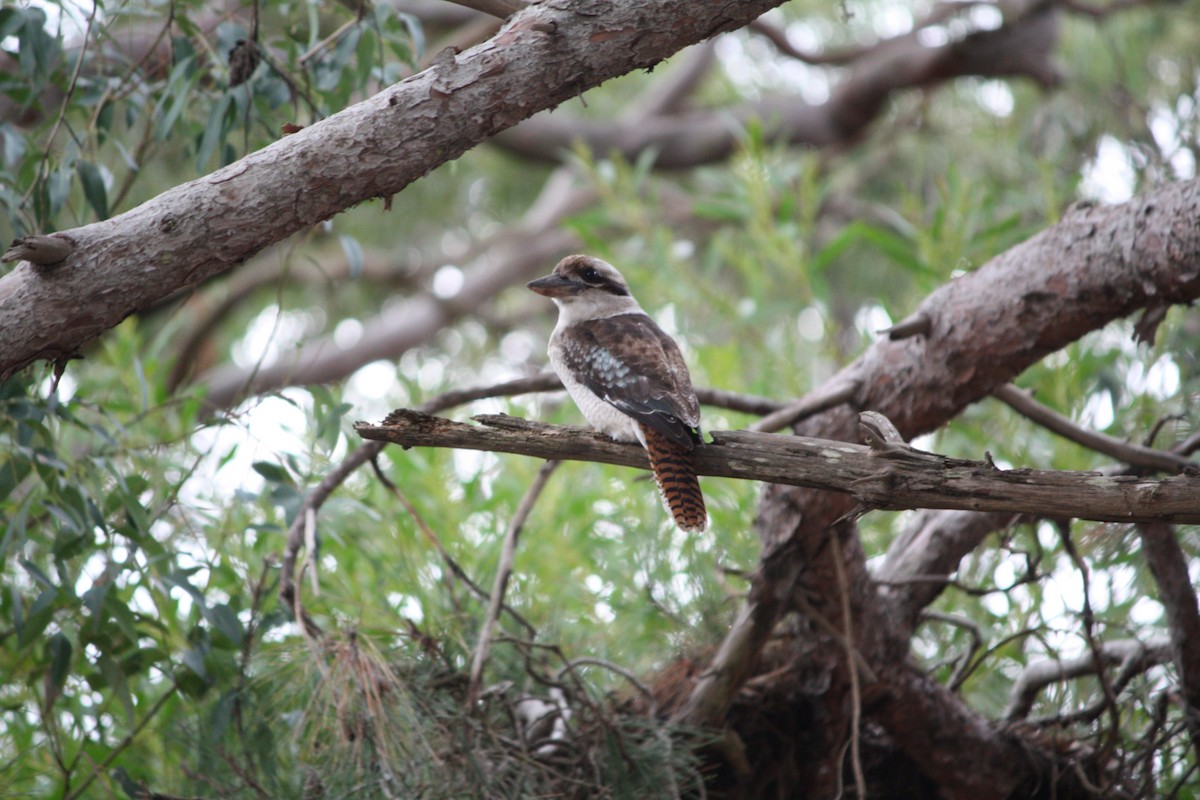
1003 637 1173 722
354 410 1200 524
690 176 1200 793
994 383 1194 472
491 2 1062 167
0 0 791 381
875 509 1023 639
1138 523 1200 758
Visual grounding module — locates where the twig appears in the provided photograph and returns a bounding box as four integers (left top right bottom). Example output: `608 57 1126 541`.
23 0 99 212
747 18 867 65
63 685 179 800
919 610 985 692
380 470 533 631
994 383 1194 473
468 460 560 706
281 440 384 631
695 386 784 416
278 371 566 628
1060 525 1123 767
1003 638 1171 722
747 377 859 433
560 657 657 708
1059 522 1123 776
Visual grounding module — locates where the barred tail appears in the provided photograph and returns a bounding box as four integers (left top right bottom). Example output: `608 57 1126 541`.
640 424 707 533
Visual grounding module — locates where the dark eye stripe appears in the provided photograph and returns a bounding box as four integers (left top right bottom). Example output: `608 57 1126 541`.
590 275 629 296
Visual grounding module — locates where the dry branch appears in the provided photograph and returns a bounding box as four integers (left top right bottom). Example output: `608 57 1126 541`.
1003 637 1173 721
1138 522 1200 757
994 383 1194 472
354 409 1200 524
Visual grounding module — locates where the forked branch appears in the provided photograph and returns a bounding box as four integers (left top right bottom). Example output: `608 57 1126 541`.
355 410 1200 524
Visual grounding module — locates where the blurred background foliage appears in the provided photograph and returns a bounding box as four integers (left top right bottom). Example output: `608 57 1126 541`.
1 0 1198 796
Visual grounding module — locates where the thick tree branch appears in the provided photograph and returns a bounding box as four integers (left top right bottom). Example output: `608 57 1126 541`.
689 176 1200 794
354 410 1200 524
875 509 1023 639
0 0 791 381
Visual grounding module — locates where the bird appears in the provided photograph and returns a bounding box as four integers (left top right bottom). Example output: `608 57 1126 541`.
527 254 707 533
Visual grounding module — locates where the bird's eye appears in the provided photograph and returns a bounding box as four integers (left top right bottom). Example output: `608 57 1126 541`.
581 267 602 283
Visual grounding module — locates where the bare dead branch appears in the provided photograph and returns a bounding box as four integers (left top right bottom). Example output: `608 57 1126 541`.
355 410 1200 524
994 383 1194 473
1003 637 1173 722
468 460 560 706
1138 523 1200 759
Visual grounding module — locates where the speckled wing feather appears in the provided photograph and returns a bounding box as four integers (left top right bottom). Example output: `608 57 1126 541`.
558 313 701 450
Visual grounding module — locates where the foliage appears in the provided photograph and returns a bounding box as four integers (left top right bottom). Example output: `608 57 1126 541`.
2 0 1199 797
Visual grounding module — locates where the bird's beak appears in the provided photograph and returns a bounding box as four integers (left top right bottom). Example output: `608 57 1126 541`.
527 273 578 297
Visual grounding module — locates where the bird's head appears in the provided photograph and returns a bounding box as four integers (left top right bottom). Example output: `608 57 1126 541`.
527 255 642 321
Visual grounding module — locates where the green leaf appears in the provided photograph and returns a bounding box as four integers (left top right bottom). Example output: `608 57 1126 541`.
207 603 244 647
0 457 31 504
196 91 234 173
98 651 136 725
252 461 293 485
43 632 73 709
20 559 55 590
17 8 57 88
153 56 200 141
77 160 109 220
18 587 57 647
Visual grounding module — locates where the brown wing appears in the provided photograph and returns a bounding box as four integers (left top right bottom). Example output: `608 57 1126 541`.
560 313 701 450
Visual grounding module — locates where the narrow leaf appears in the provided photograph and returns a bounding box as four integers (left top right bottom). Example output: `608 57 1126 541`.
76 160 109 220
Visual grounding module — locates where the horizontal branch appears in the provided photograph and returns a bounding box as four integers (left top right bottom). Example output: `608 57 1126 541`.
354 410 1200 524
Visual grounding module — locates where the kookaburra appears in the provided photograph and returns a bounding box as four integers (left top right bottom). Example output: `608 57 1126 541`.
527 255 707 533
